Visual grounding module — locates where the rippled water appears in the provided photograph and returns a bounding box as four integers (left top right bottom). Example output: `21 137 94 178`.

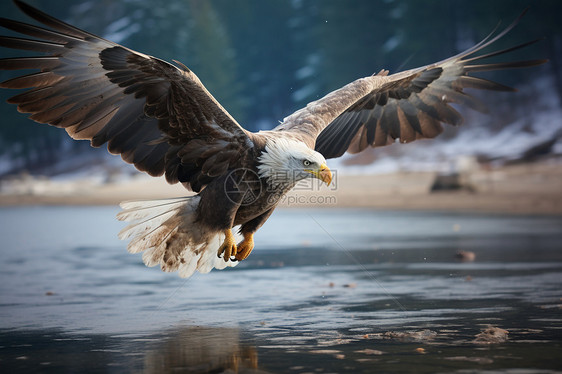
1 207 561 373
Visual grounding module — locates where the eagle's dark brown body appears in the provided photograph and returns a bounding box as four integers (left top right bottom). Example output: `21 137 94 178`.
196 133 301 234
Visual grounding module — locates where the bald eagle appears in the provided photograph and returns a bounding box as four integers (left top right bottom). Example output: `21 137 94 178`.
0 1 545 277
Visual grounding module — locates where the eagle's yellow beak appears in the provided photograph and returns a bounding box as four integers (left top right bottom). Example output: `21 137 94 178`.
306 163 332 186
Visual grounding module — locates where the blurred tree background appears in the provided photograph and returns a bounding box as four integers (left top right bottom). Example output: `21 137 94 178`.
0 0 560 174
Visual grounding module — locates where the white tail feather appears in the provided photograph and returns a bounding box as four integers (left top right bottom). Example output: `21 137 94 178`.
117 196 238 278
118 209 180 242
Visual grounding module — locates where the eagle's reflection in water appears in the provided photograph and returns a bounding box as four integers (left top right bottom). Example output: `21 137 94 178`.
143 327 266 374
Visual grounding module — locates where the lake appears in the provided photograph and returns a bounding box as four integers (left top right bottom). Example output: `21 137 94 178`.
1 206 561 373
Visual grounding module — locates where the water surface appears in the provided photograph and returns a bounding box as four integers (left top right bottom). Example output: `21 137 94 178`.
1 207 561 373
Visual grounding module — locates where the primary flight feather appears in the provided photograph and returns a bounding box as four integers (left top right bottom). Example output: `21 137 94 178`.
0 1 545 277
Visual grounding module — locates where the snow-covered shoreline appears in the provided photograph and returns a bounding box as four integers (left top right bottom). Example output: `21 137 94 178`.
1 158 561 216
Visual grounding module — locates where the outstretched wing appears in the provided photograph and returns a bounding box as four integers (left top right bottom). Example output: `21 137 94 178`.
0 0 253 192
276 12 546 159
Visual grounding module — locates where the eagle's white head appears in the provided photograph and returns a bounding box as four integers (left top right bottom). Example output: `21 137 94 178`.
257 138 332 188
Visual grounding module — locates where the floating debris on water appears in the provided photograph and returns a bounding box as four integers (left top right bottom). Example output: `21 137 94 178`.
474 326 509 344
355 349 384 355
380 330 438 343
445 356 494 364
456 250 476 262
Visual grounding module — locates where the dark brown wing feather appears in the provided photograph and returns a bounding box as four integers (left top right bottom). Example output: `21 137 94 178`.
310 12 546 159
0 0 253 192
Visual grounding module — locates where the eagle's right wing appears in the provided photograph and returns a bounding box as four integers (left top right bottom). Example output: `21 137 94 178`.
0 1 253 192
276 11 545 159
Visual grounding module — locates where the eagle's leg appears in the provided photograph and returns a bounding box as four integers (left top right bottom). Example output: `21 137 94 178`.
232 207 275 262
217 229 237 261
235 232 254 261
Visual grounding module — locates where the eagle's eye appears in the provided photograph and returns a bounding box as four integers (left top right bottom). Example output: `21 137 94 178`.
303 160 311 166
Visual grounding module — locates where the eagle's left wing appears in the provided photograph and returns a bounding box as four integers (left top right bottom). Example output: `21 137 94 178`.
0 1 254 192
277 12 546 159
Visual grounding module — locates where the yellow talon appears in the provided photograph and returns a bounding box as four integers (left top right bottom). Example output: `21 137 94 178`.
217 229 237 262
235 233 255 261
